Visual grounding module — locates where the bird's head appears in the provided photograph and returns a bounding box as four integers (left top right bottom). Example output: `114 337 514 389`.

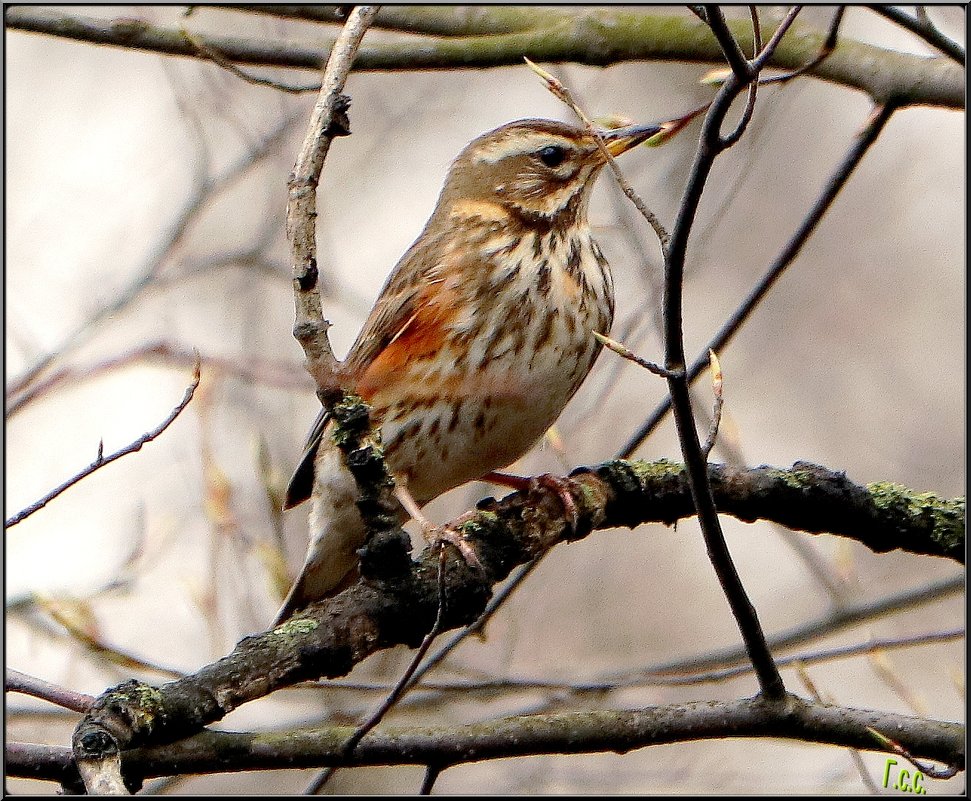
438 118 662 225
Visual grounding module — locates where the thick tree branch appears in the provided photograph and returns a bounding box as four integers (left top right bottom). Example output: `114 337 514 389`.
224 4 550 36
66 453 963 766
12 695 964 787
4 7 963 109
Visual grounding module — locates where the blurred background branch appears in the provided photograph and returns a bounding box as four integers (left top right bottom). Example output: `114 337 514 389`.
4 5 964 108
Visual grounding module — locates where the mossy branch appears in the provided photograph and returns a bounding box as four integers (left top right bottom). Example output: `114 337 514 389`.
69 417 963 766
4 7 964 109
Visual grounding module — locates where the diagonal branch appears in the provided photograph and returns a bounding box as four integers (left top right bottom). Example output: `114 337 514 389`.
618 101 898 459
867 5 965 65
5 359 201 529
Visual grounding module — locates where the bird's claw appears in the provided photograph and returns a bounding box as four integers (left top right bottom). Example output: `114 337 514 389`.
421 521 482 571
532 474 580 534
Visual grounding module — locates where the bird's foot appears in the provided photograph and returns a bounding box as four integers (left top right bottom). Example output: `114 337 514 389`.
483 471 579 533
393 482 482 570
421 520 482 571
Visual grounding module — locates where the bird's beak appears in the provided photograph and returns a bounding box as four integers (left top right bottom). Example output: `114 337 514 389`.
599 122 664 157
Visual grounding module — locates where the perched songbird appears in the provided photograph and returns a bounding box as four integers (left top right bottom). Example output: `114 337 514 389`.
275 117 662 624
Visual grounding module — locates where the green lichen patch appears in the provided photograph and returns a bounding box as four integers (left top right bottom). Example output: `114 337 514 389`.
271 617 320 637
867 481 965 557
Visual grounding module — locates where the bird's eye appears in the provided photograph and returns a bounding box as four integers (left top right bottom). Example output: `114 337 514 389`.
537 145 566 168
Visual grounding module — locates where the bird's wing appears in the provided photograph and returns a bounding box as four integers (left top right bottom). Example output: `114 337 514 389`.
340 228 445 379
283 228 445 509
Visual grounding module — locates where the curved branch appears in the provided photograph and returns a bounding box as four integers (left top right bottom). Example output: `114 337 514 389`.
11 695 964 786
3 7 964 109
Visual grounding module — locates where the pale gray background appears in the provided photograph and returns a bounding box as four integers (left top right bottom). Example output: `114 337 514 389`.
5 5 964 794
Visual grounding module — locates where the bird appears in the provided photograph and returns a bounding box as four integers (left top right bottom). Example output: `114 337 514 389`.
274 117 662 624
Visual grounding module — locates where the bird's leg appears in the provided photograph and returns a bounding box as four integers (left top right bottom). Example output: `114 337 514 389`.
393 479 482 570
482 471 579 532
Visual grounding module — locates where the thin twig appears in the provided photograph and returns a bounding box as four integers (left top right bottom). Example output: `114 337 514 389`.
593 332 680 379
7 340 308 417
758 6 844 86
625 574 962 678
701 5 752 81
5 669 94 713
307 627 964 700
346 547 450 751
6 357 201 528
866 727 962 780
718 6 762 147
750 5 804 70
618 101 898 459
311 547 451 792
402 557 545 692
287 5 379 395
180 25 321 93
524 57 670 248
794 664 881 794
867 5 965 64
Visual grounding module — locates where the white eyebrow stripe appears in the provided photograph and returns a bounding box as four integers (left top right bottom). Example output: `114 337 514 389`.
473 133 577 164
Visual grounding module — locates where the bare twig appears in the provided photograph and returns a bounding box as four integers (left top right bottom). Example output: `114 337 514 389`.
179 24 321 93
627 574 963 679
6 358 201 528
867 726 962 780
311 546 450 792
868 5 965 64
718 5 763 148
618 102 898 459
287 5 378 395
758 6 845 86
524 57 670 247
7 340 309 418
750 5 804 70
402 557 546 691
309 627 964 700
700 5 753 81
5 668 94 713
593 332 679 379
795 663 881 794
